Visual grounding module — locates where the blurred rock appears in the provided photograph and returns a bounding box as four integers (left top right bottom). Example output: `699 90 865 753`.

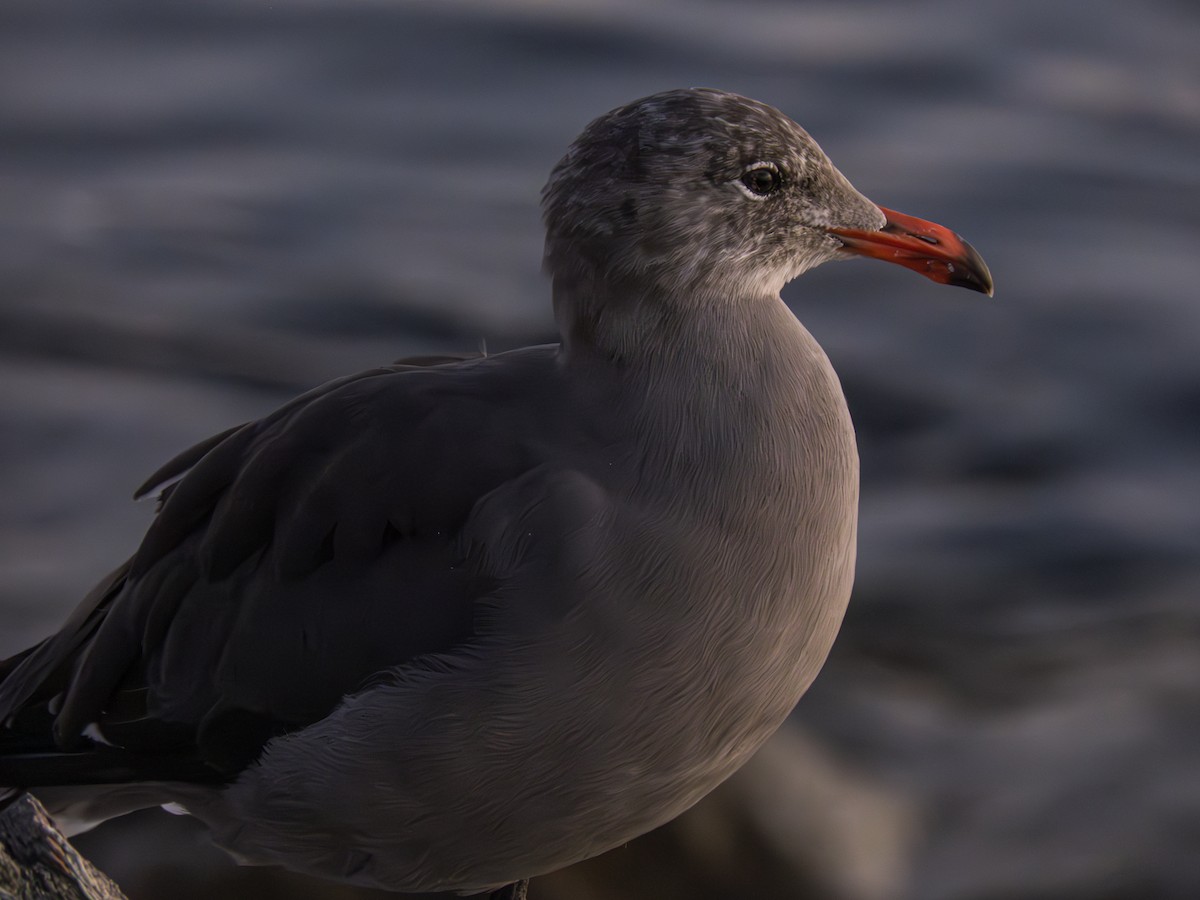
533 727 916 900
1 793 127 900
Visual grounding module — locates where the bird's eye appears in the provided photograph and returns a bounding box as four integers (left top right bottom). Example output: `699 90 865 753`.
740 165 782 197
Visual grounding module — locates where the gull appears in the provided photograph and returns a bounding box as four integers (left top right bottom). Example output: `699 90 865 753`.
0 88 992 896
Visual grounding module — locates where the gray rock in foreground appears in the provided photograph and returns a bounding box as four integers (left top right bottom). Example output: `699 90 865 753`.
0 793 127 900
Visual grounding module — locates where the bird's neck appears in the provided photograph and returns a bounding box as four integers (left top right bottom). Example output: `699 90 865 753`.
553 273 822 393
554 274 855 512
553 271 782 367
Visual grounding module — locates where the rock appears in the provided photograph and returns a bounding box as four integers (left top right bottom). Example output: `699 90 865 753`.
0 792 127 900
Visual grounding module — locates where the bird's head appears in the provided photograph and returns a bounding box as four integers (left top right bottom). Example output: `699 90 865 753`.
542 88 993 305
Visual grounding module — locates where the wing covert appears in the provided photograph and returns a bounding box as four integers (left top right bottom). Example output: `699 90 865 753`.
2 346 565 780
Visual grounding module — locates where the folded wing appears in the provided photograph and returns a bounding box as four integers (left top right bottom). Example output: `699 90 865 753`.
0 346 563 783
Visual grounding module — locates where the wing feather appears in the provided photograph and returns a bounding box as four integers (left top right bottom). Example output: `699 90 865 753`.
1 346 563 783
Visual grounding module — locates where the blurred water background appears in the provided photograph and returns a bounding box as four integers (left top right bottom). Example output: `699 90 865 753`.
1 1 1198 898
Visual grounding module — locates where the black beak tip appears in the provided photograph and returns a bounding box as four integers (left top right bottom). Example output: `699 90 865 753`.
950 243 995 297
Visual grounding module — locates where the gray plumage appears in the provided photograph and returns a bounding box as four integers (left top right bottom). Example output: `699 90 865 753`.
0 88 991 894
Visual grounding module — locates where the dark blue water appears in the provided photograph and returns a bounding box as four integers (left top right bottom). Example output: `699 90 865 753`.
2 1 1197 897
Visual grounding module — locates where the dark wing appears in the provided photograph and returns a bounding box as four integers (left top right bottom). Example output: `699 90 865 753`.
0 346 560 783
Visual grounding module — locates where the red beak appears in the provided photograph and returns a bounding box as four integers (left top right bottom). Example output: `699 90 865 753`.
827 206 994 296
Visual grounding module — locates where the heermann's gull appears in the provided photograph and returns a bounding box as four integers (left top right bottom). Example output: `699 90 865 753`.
0 89 992 896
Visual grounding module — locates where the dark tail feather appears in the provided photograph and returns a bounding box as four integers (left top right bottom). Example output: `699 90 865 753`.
1 746 225 790
0 562 131 725
0 644 39 684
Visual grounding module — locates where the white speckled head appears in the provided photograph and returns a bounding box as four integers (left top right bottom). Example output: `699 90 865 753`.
542 88 885 301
